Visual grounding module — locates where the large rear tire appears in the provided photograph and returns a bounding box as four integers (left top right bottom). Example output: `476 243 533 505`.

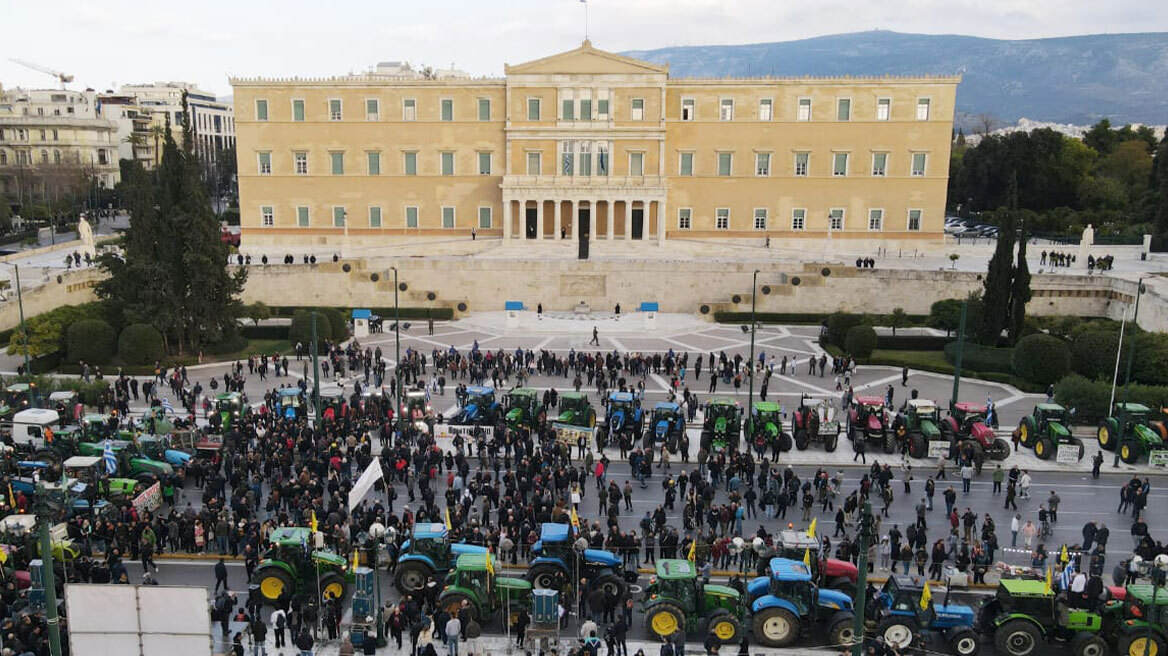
883 431 896 454
593 573 627 600
1121 439 1141 464
1070 631 1108 656
319 571 348 602
1019 417 1036 447
826 611 856 647
1035 437 1054 460
994 618 1042 656
253 567 294 605
1117 632 1166 656
439 591 477 621
909 435 927 459
824 432 839 453
527 563 565 591
778 432 793 452
706 608 741 644
646 602 685 641
877 616 919 650
989 438 1011 460
394 560 433 594
1098 422 1117 451
751 606 799 647
794 429 810 450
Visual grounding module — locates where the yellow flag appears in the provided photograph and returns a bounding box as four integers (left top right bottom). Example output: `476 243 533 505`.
1060 545 1069 563
570 507 580 529
352 549 360 572
803 549 811 568
485 552 495 576
687 538 696 562
807 518 817 539
920 581 932 610
445 507 453 530
310 511 318 534
1045 565 1053 594
0 546 8 565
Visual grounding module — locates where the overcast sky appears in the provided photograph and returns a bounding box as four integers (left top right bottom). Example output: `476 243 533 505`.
2 0 1165 97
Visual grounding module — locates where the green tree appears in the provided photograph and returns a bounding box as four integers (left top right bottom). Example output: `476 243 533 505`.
928 299 963 336
1098 139 1154 200
245 301 272 325
0 194 11 233
888 308 909 336
1083 119 1118 156
845 325 878 359
981 179 1018 344
1154 135 1168 232
1008 210 1032 344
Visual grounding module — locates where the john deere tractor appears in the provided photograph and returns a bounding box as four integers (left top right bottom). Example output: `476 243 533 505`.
76 439 176 496
596 392 643 450
1018 404 1084 461
651 402 686 453
554 392 596 429
394 522 488 594
701 397 742 453
977 578 1118 656
746 557 856 648
437 553 532 627
451 386 500 426
747 402 793 454
213 392 250 431
848 396 893 453
504 387 546 431
642 559 745 644
251 526 355 605
870 574 980 656
893 399 945 460
942 402 1011 462
1098 403 1167 464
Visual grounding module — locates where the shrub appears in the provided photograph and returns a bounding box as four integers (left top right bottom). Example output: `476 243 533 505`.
1053 374 1168 422
944 342 1014 373
1130 332 1168 387
1012 334 1071 385
118 323 165 365
875 335 953 351
239 324 290 340
205 333 249 355
66 319 116 365
827 313 866 348
1070 330 1126 381
289 311 333 349
845 325 878 359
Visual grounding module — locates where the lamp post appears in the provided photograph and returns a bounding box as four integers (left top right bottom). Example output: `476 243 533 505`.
1115 277 1146 467
949 299 968 412
9 264 32 381
34 483 63 656
311 312 321 430
746 269 760 448
391 266 403 440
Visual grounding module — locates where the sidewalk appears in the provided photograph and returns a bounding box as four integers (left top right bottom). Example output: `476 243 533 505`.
293 633 836 656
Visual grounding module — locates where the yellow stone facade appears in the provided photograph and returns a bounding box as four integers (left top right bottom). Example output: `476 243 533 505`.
231 41 958 250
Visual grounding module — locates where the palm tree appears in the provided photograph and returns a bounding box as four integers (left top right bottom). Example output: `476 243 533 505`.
123 132 146 162
148 124 168 168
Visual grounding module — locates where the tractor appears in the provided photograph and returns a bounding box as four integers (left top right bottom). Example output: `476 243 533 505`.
75 439 176 498
1097 403 1167 464
437 553 532 627
1112 582 1168 656
848 396 893 453
526 523 631 599
746 557 856 648
747 402 792 454
251 526 355 606
504 387 546 431
596 391 643 450
642 559 745 644
773 530 858 596
650 402 686 453
451 386 500 426
554 392 596 429
138 406 174 436
318 387 346 421
393 522 488 594
1017 404 1084 461
135 435 192 469
941 402 1011 462
893 399 945 460
61 455 138 499
869 574 980 656
790 397 840 452
977 578 1118 656
701 397 742 453
213 392 250 431
401 389 436 434
277 388 305 421
0 383 38 420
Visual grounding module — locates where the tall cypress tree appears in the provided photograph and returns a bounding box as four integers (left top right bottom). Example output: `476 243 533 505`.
980 175 1019 344
1008 210 1032 344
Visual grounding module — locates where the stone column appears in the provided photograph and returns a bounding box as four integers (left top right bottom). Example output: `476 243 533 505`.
657 197 666 246
607 199 615 241
535 198 543 240
553 199 562 240
623 199 632 240
569 199 578 241
503 197 512 240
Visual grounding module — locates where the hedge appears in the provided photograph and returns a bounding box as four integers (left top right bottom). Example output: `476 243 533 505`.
66 319 116 365
1054 374 1168 423
239 324 291 340
289 311 333 349
827 313 867 348
118 324 165 365
371 307 455 321
1131 333 1168 387
1070 330 1126 381
944 342 1014 374
875 335 953 351
845 325 878 359
1012 334 1072 386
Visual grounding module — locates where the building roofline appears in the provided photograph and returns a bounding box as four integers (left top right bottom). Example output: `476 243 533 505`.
228 76 505 87
668 74 962 84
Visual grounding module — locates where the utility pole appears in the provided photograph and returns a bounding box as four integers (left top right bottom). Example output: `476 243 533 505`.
13 264 31 381
392 266 403 439
851 500 874 656
949 299 968 412
311 312 321 430
34 483 63 656
747 269 760 453
1116 278 1145 467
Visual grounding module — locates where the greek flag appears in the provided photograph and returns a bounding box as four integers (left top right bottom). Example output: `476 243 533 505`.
1059 560 1076 592
103 439 117 475
161 398 174 414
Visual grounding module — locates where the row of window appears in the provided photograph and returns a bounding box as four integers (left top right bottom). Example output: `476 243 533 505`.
253 95 932 123
256 204 924 232
0 148 109 166
254 148 929 178
0 128 61 142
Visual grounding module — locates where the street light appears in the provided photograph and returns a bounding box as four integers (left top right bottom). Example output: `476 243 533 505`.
391 266 403 440
746 269 760 447
1115 277 1146 468
4 263 33 389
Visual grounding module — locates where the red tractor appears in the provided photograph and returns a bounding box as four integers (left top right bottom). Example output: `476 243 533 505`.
847 396 894 453
940 402 1011 462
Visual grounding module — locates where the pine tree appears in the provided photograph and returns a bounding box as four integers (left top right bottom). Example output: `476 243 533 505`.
1008 210 1032 344
980 176 1018 344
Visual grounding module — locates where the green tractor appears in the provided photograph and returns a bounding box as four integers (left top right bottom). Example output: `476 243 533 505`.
251 526 355 606
554 392 597 429
437 553 532 627
747 402 792 454
978 578 1118 656
504 387 546 431
701 397 742 453
0 383 38 420
1097 403 1167 464
1114 583 1168 656
214 392 251 431
76 440 175 497
641 559 745 644
893 399 946 459
1017 404 1084 461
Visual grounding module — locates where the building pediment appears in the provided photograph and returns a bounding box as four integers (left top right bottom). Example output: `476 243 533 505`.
505 40 668 76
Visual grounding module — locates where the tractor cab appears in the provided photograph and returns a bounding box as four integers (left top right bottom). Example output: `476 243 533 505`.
905 399 941 426
643 559 744 640
401 389 434 432
749 402 785 448
556 392 596 428
951 402 988 432
454 386 498 425
136 435 191 468
702 397 742 452
1123 584 1168 624
607 392 642 427
1 384 37 419
401 523 487 572
213 393 248 430
1033 404 1070 434
504 388 544 429
853 397 887 427
877 574 975 626
277 388 304 420
776 529 858 594
651 402 684 442
318 387 345 419
747 558 820 615
440 552 531 620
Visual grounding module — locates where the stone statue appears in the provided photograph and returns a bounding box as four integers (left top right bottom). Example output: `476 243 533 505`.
1077 224 1094 269
78 215 96 258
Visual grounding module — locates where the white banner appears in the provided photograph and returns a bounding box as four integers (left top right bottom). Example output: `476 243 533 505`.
433 423 494 439
1148 450 1168 467
132 481 162 513
348 458 385 512
553 422 594 446
927 441 952 459
1057 444 1081 464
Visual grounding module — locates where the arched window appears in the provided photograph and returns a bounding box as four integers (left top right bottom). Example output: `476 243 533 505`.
40 149 49 163
53 150 61 164
0 150 7 165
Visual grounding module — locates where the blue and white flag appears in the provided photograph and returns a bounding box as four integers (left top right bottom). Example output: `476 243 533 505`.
1059 559 1076 592
161 398 174 414
103 439 117 475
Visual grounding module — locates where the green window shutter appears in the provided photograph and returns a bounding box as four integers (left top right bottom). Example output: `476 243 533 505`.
478 152 491 175
297 207 309 226
404 152 417 175
527 98 540 121
562 99 574 121
406 207 418 228
478 207 491 228
367 152 380 175
331 152 344 175
255 100 268 121
292 100 304 121
441 152 454 175
442 207 455 228
597 99 609 117
369 207 382 227
333 207 345 226
441 99 453 121
580 100 592 120
680 153 693 176
478 99 490 121
718 153 732 176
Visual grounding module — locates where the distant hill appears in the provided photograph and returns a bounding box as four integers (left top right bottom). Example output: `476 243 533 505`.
624 31 1168 127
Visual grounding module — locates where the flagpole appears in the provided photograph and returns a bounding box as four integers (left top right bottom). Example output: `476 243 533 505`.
583 0 589 41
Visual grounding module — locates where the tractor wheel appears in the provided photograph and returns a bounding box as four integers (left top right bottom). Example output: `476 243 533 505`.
706 608 741 644
1019 417 1036 447
826 610 856 648
877 616 920 650
253 567 294 605
1035 437 1054 460
909 435 927 459
1118 631 1167 656
794 429 810 450
646 602 685 640
1070 437 1085 461
948 627 981 656
978 598 1002 634
528 563 565 591
883 431 896 454
593 573 627 600
440 591 477 621
989 438 1012 461
394 560 433 594
994 618 1042 656
778 432 793 452
1098 422 1117 451
588 410 596 428
751 606 800 647
319 572 348 602
824 431 839 453
1070 631 1109 656
1120 439 1141 464
828 578 858 597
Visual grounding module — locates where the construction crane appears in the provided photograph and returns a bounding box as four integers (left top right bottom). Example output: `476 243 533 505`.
9 58 74 89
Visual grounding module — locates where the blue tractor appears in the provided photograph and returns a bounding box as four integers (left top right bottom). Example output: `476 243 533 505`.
870 574 981 656
451 386 500 426
393 523 488 594
650 402 686 453
277 388 305 420
596 392 643 450
747 558 856 648
526 523 631 599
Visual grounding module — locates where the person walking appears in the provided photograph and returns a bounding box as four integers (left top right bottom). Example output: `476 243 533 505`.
1004 482 1018 510
960 464 973 494
445 610 462 656
271 608 287 650
590 327 600 346
214 558 228 594
992 465 1004 494
1019 470 1032 499
1011 514 1021 547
